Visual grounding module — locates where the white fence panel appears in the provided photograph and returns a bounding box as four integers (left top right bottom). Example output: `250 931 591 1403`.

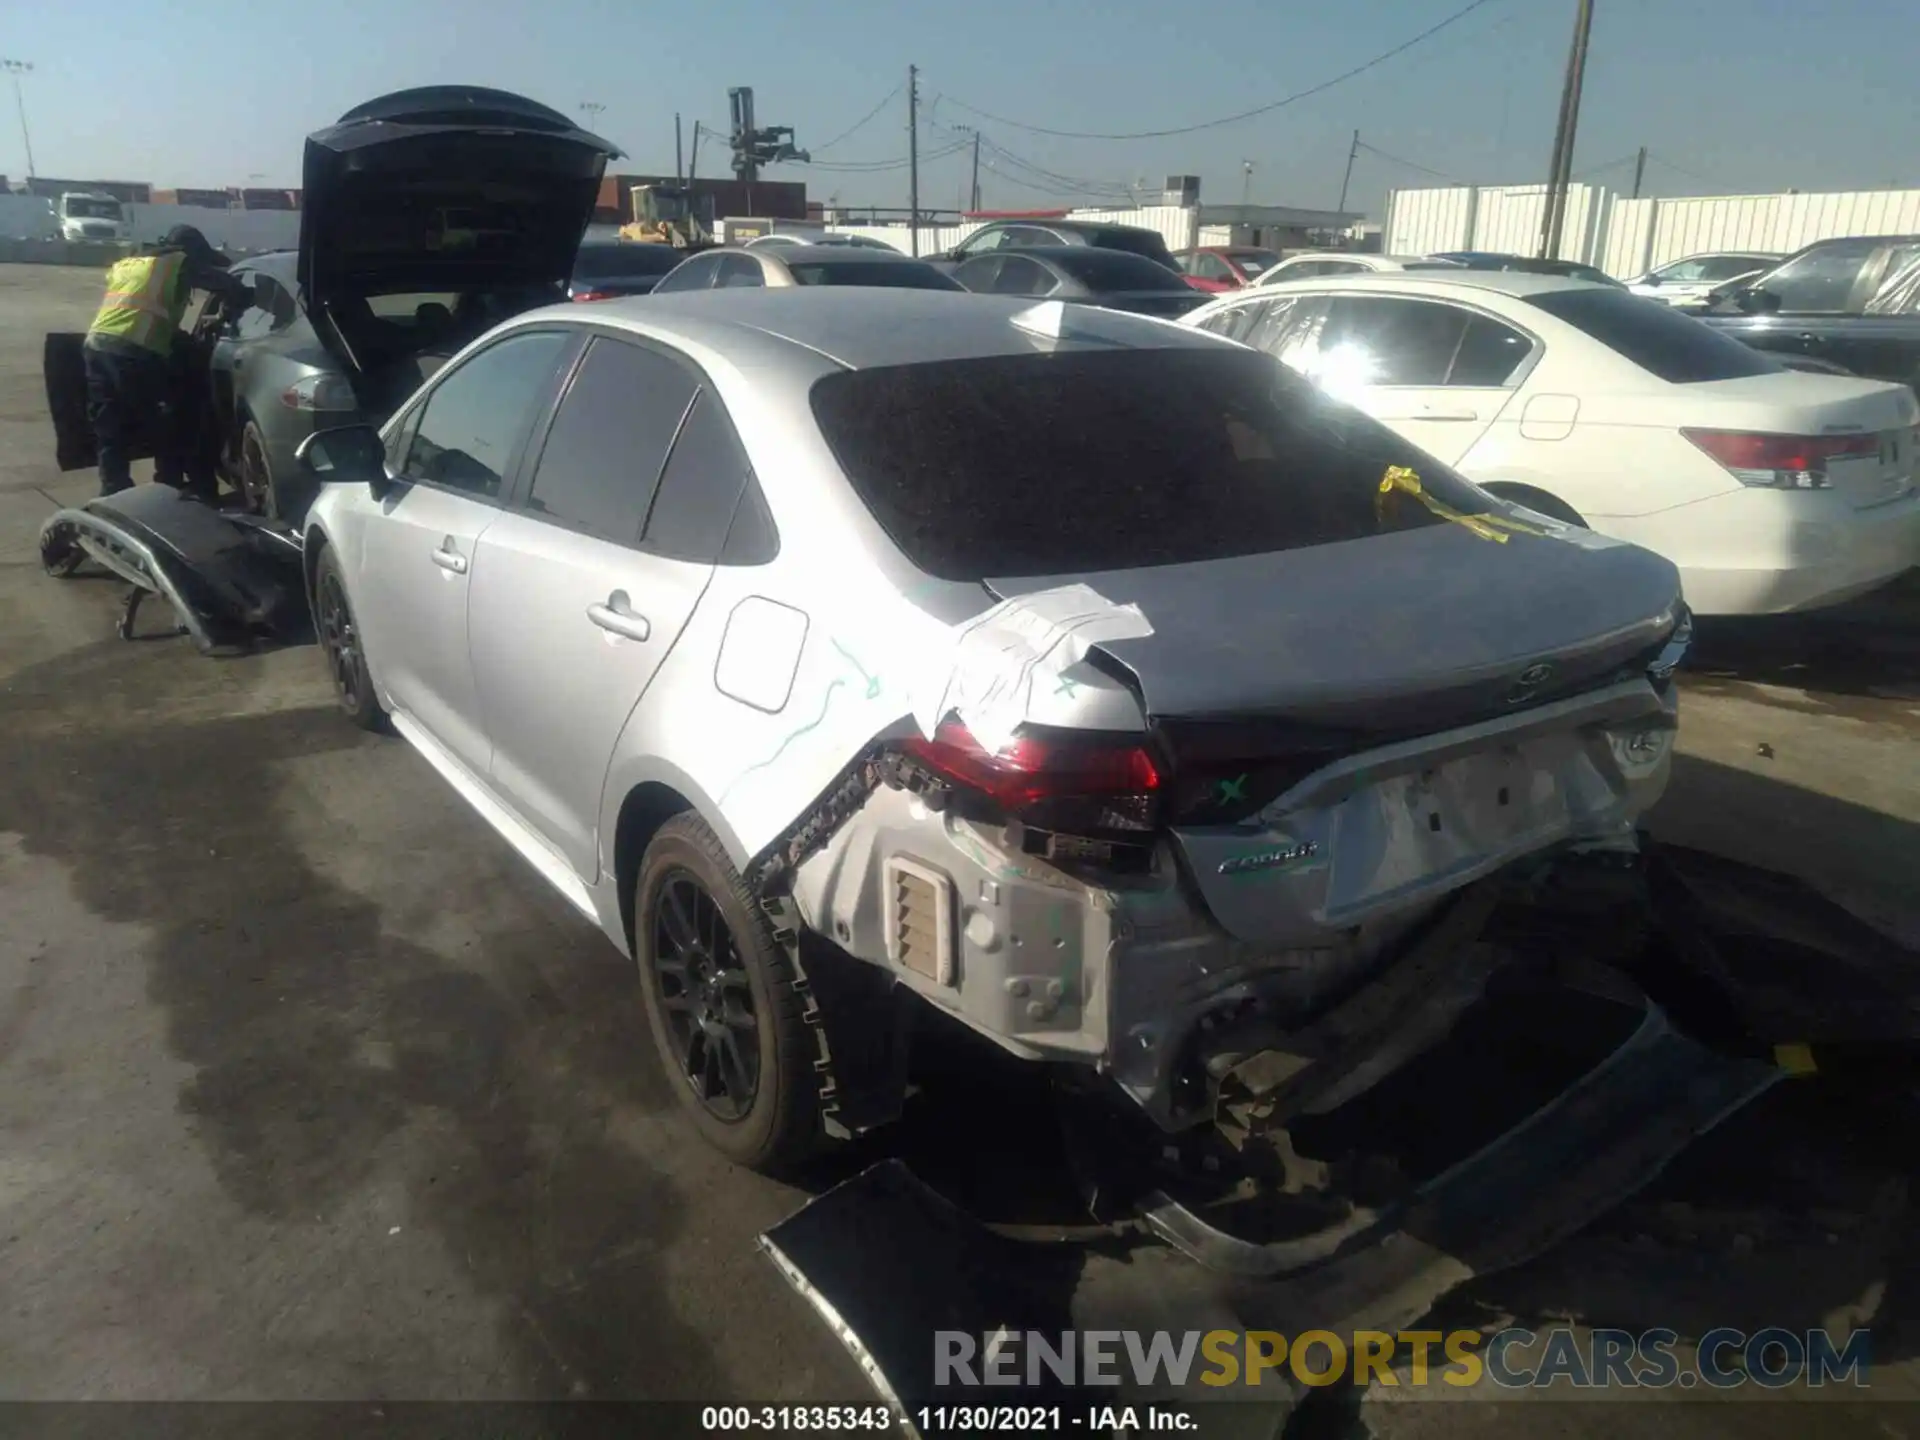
1065 205 1200 253
1639 188 1920 271
1384 187 1474 255
1596 196 1655 278
0 193 57 239
1470 184 1603 262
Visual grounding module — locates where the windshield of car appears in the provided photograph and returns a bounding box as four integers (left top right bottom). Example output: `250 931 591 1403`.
574 244 682 278
66 198 122 219
1526 287 1781 382
1047 249 1193 292
1229 250 1281 275
809 347 1500 581
787 260 960 289
365 292 462 319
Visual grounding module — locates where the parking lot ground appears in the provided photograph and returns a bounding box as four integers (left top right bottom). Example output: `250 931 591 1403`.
2 263 1918 1433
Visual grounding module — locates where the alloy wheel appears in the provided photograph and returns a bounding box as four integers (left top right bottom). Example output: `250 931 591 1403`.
650 872 760 1120
316 572 362 712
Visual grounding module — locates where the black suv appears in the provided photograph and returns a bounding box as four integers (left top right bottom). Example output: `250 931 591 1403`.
928 218 1180 274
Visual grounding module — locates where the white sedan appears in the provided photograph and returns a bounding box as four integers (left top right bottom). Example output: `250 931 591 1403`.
1182 271 1920 615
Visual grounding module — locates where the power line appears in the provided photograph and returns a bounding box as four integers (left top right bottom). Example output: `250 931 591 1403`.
1572 152 1640 180
937 0 1499 141
1646 150 1722 188
812 83 903 153
800 140 968 173
1355 140 1463 183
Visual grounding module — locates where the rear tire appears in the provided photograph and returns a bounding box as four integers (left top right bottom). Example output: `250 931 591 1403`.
312 545 387 732
633 814 825 1173
239 421 276 517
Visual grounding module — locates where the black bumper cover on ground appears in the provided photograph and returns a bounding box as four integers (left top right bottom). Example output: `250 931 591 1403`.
38 485 306 655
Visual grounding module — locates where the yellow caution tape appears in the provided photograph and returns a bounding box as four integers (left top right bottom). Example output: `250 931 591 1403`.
1375 465 1544 544
1773 1042 1818 1076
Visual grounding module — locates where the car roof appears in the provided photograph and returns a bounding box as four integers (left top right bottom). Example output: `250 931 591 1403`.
1214 270 1599 301
764 245 931 264
521 287 1228 370
991 217 1158 237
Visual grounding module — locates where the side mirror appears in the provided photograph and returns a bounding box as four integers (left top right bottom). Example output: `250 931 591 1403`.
296 424 396 498
1736 287 1782 315
1641 272 1662 287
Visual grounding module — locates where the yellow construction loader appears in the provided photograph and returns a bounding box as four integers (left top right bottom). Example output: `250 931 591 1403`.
618 184 715 248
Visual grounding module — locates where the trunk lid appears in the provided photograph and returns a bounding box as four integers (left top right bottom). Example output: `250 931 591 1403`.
985 520 1680 736
988 524 1683 949
299 87 619 358
1604 371 1920 510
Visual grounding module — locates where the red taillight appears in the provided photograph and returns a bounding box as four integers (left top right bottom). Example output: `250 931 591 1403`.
1682 428 1878 490
900 721 1162 832
572 289 615 302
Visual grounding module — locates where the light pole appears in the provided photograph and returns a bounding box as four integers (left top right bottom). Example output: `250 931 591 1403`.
578 101 606 132
2 59 35 180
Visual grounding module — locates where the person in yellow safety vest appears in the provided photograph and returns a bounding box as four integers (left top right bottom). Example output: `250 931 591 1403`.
83 224 248 498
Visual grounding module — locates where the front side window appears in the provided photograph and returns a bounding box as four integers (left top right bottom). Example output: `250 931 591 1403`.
810 347 1501 581
523 338 699 543
992 256 1055 296
399 330 574 498
956 227 1011 258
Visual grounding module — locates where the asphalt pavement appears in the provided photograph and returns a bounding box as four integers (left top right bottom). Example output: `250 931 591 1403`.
1 263 1917 1436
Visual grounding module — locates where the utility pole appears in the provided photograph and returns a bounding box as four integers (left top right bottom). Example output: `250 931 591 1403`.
675 113 685 185
688 122 702 185
578 101 605 128
969 128 981 211
2 59 34 179
1336 129 1360 214
907 65 920 256
1538 0 1595 259
1630 144 1647 200
1240 160 1254 207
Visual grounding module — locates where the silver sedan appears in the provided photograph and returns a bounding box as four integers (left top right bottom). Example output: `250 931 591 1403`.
292 288 1686 1172
651 244 961 293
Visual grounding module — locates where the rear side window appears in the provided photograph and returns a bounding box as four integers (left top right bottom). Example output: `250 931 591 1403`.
1092 229 1176 267
524 338 699 543
643 388 764 563
1048 249 1191 292
1317 297 1470 386
809 348 1500 581
1525 288 1780 383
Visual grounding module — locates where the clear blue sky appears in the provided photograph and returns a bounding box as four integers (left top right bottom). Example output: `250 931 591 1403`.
7 0 1915 219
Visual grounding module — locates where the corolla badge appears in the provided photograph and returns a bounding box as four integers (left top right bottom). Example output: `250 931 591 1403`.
1218 840 1319 876
1506 661 1556 704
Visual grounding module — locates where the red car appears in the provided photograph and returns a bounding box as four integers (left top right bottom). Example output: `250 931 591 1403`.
1174 246 1283 292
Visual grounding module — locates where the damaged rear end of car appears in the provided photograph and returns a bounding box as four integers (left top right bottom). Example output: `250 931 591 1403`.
715 328 1791 1422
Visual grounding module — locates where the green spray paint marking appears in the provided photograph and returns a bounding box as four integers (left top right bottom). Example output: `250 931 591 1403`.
718 678 846 805
1217 774 1250 805
830 638 882 699
1055 675 1079 697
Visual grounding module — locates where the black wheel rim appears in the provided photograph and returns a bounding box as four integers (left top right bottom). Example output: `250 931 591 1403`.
316 572 362 712
241 431 271 514
650 872 760 1121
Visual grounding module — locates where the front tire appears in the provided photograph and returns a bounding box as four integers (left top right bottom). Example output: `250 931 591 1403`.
312 545 386 732
634 814 825 1172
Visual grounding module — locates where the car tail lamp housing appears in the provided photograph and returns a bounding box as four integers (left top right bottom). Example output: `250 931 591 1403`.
898 721 1163 835
280 375 359 412
1681 428 1879 490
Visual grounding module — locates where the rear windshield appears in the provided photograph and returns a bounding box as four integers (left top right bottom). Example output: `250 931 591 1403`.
1048 248 1192 292
1525 288 1781 383
1092 228 1177 266
574 244 681 278
810 348 1500 581
788 261 959 290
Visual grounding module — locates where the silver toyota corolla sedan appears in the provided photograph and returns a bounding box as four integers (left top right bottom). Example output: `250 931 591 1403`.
292 288 1689 1172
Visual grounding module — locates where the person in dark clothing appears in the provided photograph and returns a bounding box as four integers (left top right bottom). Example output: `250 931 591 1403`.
82 224 249 497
